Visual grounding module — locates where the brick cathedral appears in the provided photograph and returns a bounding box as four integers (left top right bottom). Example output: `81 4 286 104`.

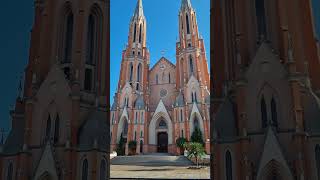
0 0 109 179
110 0 210 155
211 0 320 179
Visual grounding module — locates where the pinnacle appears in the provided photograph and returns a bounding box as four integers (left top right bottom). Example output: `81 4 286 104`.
134 0 144 18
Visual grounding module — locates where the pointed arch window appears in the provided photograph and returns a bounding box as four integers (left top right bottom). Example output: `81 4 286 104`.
99 160 106 180
181 16 183 30
189 56 194 74
139 24 142 43
82 159 88 180
133 24 137 43
110 132 112 143
180 109 183 122
124 97 129 108
129 63 134 82
111 113 115 125
6 162 13 180
140 130 143 137
54 114 60 144
271 97 278 127
135 112 138 124
186 14 190 34
159 119 167 129
156 74 159 84
315 145 320 178
225 150 233 180
261 96 267 128
137 63 142 82
85 6 102 92
123 120 128 136
255 0 267 40
64 12 74 63
45 114 51 141
194 117 199 129
84 68 93 91
86 14 95 64
84 13 95 91
141 112 144 123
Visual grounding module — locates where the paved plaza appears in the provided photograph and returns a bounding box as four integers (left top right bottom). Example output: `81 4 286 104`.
110 154 210 179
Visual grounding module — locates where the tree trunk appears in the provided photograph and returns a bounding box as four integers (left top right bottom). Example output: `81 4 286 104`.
196 157 198 168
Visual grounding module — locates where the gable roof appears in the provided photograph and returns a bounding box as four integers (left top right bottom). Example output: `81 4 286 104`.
149 57 176 72
256 128 294 179
214 97 238 140
78 110 108 151
33 143 60 180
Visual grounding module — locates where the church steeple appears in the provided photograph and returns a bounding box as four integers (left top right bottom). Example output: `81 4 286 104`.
118 0 149 91
178 0 199 49
134 0 144 18
128 0 147 48
176 0 210 89
180 0 192 11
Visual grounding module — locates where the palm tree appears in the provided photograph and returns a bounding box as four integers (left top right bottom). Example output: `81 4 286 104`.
184 142 206 168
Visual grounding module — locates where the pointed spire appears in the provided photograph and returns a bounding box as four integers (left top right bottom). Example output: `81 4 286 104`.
181 0 192 10
134 0 144 18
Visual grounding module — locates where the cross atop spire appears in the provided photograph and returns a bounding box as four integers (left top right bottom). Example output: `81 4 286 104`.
180 0 192 10
134 0 144 18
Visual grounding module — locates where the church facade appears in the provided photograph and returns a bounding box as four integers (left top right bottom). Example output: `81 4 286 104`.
211 0 320 179
0 0 109 179
110 0 210 155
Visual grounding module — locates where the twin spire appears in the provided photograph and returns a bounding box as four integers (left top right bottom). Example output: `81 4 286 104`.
180 0 192 10
133 0 193 18
133 0 144 18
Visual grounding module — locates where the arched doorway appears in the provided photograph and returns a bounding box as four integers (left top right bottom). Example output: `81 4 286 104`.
258 160 293 180
38 172 52 180
157 119 168 153
190 112 205 141
116 116 128 155
157 132 168 152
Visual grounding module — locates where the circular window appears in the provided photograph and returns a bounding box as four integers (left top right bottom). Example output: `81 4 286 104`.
160 89 167 97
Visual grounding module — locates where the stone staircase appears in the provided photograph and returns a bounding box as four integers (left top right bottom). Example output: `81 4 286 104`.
111 154 193 166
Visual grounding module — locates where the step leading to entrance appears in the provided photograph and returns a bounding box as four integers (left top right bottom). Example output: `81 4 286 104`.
111 155 193 166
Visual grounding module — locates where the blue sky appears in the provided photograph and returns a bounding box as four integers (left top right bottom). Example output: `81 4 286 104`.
0 1 33 135
110 0 210 104
312 0 320 40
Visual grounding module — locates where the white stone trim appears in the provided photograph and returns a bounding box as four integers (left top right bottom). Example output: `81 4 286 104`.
148 100 173 145
117 108 129 143
256 128 294 180
189 102 205 140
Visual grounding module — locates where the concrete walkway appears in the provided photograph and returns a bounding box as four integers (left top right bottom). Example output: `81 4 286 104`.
110 154 210 179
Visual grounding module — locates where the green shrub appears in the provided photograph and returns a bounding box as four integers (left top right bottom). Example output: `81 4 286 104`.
116 134 126 156
185 142 206 168
191 127 204 145
176 137 187 148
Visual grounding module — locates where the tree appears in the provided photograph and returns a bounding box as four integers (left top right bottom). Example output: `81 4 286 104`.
191 127 204 145
176 137 187 155
184 142 206 168
116 134 125 156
